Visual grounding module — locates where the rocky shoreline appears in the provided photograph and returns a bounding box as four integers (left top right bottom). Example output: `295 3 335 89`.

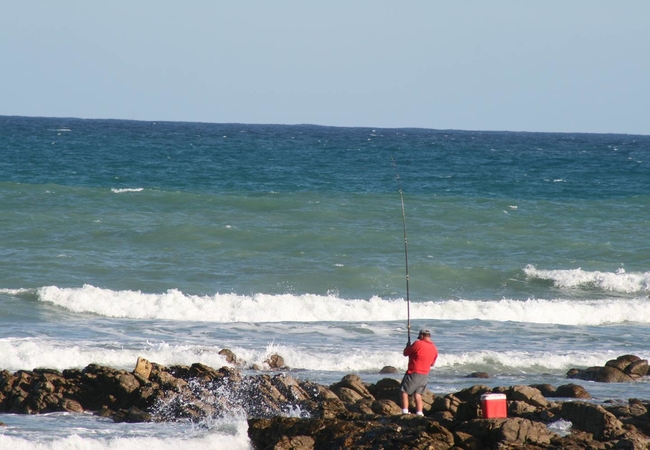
1 353 649 449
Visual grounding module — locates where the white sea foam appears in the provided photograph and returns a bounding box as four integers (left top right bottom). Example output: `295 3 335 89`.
36 285 650 326
0 338 232 372
0 337 611 375
0 288 31 295
240 345 612 375
525 265 650 293
111 188 144 193
439 349 611 373
547 419 572 437
0 427 251 450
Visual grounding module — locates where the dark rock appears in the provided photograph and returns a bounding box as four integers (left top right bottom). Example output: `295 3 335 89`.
379 365 399 374
370 399 402 416
317 398 347 419
567 354 648 384
3 359 650 449
614 430 650 450
188 363 222 381
454 385 491 403
265 353 286 369
453 430 483 449
530 383 557 397
334 386 365 404
560 401 625 440
248 415 456 450
218 348 245 366
113 406 152 423
330 374 374 401
60 397 84 413
508 400 537 416
555 383 592 399
455 417 555 447
595 366 635 383
606 355 641 371
466 372 490 379
367 377 402 404
298 380 339 401
625 359 649 378
455 401 481 422
431 394 462 415
509 385 549 408
270 374 311 403
116 373 140 395
567 366 601 381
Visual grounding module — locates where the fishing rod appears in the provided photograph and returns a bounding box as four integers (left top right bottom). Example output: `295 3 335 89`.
391 157 411 345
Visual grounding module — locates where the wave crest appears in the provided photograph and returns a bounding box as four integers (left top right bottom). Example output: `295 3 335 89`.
524 265 650 293
34 285 650 326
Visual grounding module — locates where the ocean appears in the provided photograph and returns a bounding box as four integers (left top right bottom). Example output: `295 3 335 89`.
1 115 649 448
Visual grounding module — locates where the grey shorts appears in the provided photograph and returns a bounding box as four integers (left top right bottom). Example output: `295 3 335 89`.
400 372 429 395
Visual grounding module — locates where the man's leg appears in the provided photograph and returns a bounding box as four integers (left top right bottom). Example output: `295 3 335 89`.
414 393 424 415
401 391 410 413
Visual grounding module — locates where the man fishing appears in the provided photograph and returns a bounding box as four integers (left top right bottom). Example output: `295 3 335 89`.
400 329 438 415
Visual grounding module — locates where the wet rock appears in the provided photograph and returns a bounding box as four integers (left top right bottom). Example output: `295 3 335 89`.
367 377 402 405
454 385 491 403
568 354 648 383
335 386 366 404
595 366 635 383
218 348 245 367
248 415 456 450
187 363 222 381
555 383 592 399
113 406 152 423
330 374 374 401
133 357 152 380
317 398 347 419
606 355 641 372
298 380 340 401
626 359 649 378
508 400 537 416
431 394 462 415
379 365 399 374
567 366 601 381
270 374 311 403
560 401 625 440
466 372 490 378
4 359 650 449
455 417 555 447
530 383 557 397
155 371 188 391
265 353 286 369
509 385 549 408
116 373 141 395
60 397 84 413
370 399 402 416
273 435 315 450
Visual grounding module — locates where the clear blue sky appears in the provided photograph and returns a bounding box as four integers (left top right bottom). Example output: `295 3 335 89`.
2 1 648 134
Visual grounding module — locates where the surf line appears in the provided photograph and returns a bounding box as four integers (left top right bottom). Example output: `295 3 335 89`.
392 157 411 345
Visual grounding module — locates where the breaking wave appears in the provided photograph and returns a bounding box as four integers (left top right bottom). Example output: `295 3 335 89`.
23 284 650 326
0 337 612 375
524 265 650 294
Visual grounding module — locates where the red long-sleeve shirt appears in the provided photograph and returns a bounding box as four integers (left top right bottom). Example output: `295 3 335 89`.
404 339 438 375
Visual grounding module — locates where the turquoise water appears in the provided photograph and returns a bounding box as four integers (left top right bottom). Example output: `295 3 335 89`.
1 116 649 448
